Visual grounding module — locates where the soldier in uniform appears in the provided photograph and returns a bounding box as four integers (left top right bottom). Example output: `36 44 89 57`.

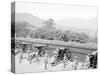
44 51 48 70
73 56 78 70
63 54 67 68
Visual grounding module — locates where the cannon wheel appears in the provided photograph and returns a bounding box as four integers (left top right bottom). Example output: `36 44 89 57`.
66 51 72 60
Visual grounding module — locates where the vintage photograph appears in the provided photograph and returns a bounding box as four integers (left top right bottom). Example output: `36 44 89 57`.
11 2 97 73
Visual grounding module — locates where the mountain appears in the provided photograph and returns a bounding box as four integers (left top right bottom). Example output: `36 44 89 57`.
11 13 44 37
55 18 97 36
14 13 43 27
12 12 97 37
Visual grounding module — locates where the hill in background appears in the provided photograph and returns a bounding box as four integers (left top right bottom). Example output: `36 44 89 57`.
12 13 97 37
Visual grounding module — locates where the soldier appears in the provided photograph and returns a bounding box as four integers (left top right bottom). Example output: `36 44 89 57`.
84 54 90 69
73 56 78 70
44 51 48 70
63 54 67 68
19 44 25 63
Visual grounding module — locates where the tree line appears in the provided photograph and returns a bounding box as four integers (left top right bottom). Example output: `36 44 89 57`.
14 18 97 43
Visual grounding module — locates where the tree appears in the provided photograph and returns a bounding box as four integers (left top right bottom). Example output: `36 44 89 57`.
42 18 55 29
30 18 56 39
15 21 32 37
89 36 97 43
78 33 90 43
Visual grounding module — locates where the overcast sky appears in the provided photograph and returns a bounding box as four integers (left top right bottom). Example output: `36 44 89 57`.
16 2 97 20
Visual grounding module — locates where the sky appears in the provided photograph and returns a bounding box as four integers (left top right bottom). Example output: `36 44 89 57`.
15 2 97 20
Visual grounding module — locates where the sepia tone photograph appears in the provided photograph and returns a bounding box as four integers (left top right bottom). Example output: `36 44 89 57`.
11 2 98 73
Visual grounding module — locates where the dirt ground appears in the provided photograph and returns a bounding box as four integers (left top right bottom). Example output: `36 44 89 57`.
15 52 89 73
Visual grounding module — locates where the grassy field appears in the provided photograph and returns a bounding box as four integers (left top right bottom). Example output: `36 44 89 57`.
15 37 97 50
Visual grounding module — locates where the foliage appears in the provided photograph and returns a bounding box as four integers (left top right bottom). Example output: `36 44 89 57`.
89 36 97 43
42 18 55 29
15 22 32 37
15 18 97 44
